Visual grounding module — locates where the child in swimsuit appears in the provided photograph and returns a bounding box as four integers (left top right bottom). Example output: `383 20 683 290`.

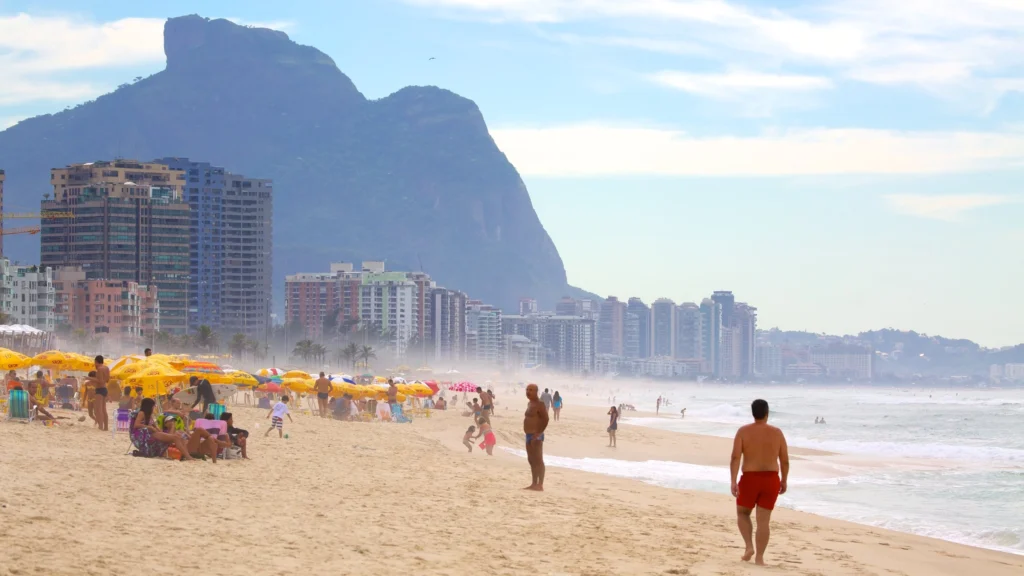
462 425 476 452
119 386 134 410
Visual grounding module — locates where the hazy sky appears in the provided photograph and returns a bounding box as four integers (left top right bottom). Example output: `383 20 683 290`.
1 1 1022 346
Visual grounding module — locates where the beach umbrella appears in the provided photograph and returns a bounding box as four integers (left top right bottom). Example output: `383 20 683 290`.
423 380 440 394
416 366 433 373
392 377 407 384
257 367 284 377
63 352 97 372
257 382 282 393
148 353 187 369
0 349 30 370
110 354 144 372
111 358 170 380
282 369 311 380
225 370 259 387
124 365 189 397
282 377 313 393
182 361 223 374
30 350 77 370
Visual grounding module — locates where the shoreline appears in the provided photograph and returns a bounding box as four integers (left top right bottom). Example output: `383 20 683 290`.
2 401 1022 575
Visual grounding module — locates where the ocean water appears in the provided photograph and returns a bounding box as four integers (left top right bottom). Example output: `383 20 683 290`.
536 383 1024 555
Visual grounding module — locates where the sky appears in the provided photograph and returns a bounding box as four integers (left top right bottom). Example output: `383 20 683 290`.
1 0 1022 346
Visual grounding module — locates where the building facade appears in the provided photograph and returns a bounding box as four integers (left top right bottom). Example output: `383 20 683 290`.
158 158 273 341
0 169 4 253
674 302 702 360
503 313 595 375
650 298 676 358
598 296 626 356
426 287 468 364
755 342 783 377
809 344 873 380
3 263 55 331
465 300 503 365
53 266 159 347
700 298 722 377
627 297 650 358
41 160 190 333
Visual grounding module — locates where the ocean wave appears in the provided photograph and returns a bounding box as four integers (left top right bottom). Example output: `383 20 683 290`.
788 437 1024 464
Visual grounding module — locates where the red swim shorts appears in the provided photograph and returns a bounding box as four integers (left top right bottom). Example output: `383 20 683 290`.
736 471 781 510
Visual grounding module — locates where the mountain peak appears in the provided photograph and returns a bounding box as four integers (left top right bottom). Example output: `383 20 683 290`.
164 15 334 72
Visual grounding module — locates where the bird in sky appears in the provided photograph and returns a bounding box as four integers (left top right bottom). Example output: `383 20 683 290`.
429 57 436 60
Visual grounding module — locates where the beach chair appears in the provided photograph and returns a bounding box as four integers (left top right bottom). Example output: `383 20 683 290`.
392 403 412 424
112 408 132 437
207 403 226 420
6 389 33 423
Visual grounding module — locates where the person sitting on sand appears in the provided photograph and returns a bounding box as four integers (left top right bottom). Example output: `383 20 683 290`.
131 398 193 460
435 397 446 410
221 412 249 459
463 425 476 452
25 377 56 422
32 371 52 407
474 416 497 456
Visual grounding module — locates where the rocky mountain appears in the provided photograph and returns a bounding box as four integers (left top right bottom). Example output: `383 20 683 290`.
0 15 582 313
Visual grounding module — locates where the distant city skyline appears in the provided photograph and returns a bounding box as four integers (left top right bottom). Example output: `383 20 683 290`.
0 1 1022 346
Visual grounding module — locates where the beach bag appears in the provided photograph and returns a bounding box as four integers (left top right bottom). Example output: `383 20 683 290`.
223 446 242 460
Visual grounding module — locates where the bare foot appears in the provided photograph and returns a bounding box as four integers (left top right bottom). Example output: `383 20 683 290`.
528 485 544 491
754 556 765 566
742 549 754 562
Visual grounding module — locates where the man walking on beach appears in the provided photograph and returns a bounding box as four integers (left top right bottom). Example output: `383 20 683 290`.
314 372 332 419
523 384 549 491
730 399 789 566
540 388 552 413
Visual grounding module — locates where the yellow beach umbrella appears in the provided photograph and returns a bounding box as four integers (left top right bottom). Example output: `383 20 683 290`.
110 354 144 372
124 365 189 397
111 358 170 380
282 369 311 380
282 377 313 393
0 349 30 371
228 371 259 387
30 350 78 370
64 352 96 372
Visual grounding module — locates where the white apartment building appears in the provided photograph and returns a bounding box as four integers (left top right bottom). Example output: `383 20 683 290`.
466 300 503 365
3 262 56 332
359 271 419 357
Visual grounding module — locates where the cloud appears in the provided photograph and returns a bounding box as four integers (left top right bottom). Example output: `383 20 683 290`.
649 70 832 98
488 123 1024 177
407 0 1024 107
883 194 1017 221
0 13 164 105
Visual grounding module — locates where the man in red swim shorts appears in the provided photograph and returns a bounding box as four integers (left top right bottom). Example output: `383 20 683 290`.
730 399 789 566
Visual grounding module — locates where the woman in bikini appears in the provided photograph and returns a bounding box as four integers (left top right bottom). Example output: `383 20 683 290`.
473 416 497 456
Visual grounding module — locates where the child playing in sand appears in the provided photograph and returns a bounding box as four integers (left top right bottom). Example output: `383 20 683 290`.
265 395 293 438
474 416 496 456
462 425 476 452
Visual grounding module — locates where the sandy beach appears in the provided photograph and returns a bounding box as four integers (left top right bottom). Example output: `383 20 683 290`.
2 397 1022 576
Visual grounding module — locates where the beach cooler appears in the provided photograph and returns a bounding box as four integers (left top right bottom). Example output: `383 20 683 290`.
194 418 228 437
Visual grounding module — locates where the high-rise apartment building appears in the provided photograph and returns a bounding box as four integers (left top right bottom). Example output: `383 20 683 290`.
755 342 783 377
2 262 55 331
712 291 735 327
809 344 873 380
623 312 640 359
466 300 503 365
555 297 580 316
734 303 757 378
650 298 676 357
627 297 650 358
426 287 467 364
700 298 722 377
598 296 626 356
52 266 159 347
503 313 595 374
158 158 272 340
674 302 702 360
41 160 190 333
284 262 363 340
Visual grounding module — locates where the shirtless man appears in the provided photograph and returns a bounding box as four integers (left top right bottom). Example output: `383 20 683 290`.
314 372 333 419
93 355 111 432
476 387 492 422
523 384 549 491
387 379 399 407
730 399 789 566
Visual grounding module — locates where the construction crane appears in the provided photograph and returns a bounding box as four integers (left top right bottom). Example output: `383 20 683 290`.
2 212 75 219
2 226 41 236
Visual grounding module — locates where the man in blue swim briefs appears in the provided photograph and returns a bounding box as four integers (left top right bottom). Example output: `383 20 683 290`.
314 372 333 419
523 383 549 491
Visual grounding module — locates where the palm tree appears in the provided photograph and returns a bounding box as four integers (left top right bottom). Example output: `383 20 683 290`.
229 333 247 359
194 325 218 351
292 339 315 362
338 342 359 369
312 343 328 365
359 345 377 369
244 338 261 362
